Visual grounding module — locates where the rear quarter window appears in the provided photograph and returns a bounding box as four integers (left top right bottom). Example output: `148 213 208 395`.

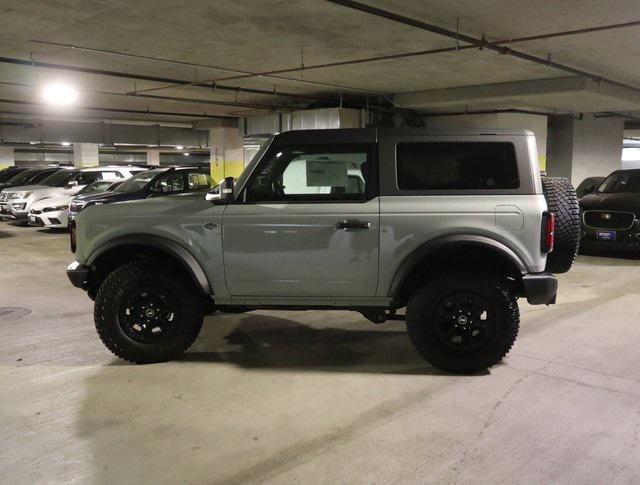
396 142 519 191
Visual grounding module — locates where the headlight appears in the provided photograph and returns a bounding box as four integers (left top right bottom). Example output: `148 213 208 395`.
9 192 31 199
44 205 69 212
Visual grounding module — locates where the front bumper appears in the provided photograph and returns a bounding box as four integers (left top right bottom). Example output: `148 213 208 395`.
67 261 90 289
28 210 68 228
4 199 29 220
521 272 557 305
581 226 640 250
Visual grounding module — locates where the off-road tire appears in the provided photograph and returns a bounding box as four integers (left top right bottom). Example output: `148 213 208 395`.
541 176 581 274
94 261 204 364
406 271 519 374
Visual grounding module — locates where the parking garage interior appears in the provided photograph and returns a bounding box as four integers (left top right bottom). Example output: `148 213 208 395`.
2 1 640 484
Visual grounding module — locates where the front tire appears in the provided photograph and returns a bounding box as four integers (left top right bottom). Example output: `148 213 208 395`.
406 271 519 374
94 261 204 364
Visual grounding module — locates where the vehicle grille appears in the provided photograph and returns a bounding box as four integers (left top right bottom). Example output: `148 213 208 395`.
30 209 42 215
583 210 636 230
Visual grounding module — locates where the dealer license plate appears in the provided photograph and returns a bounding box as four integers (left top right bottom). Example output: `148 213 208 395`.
597 230 616 241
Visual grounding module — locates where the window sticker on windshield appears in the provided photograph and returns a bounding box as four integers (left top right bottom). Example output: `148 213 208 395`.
306 160 349 187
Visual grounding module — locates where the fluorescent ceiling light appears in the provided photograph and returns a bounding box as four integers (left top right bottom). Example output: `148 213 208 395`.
183 152 190 156
176 145 184 150
42 82 78 106
61 141 71 146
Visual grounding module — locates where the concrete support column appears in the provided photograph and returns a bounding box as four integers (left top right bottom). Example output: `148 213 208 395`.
73 143 100 168
146 149 161 166
424 112 548 171
547 114 624 186
0 146 15 169
209 121 243 183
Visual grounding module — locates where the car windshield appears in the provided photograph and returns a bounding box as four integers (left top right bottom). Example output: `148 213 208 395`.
0 169 24 182
114 169 164 192
40 169 79 187
78 180 113 195
4 169 40 185
598 172 640 193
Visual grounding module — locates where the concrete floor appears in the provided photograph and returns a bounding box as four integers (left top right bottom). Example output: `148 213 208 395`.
1 223 640 485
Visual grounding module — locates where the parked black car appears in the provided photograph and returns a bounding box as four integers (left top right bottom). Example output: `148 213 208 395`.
68 166 211 221
0 167 62 191
0 167 28 183
576 176 606 199
580 169 640 250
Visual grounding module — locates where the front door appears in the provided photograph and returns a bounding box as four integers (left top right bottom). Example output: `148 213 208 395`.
222 142 379 298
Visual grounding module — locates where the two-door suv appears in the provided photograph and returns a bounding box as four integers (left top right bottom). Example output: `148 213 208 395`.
68 128 580 373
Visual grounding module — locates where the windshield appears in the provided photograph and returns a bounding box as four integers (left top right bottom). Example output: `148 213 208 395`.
78 180 114 195
114 169 163 193
40 169 79 187
598 172 640 193
4 169 40 185
233 137 272 192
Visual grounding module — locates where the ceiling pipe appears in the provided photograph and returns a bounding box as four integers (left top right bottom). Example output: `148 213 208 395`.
204 20 640 86
0 78 294 112
127 19 640 92
0 56 322 103
29 40 387 98
325 0 640 95
0 98 236 120
422 108 581 120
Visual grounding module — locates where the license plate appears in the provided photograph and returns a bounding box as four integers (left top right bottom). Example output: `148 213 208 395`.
29 216 36 223
597 230 616 241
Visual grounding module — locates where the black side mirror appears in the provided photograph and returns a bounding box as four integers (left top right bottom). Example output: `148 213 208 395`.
206 176 235 204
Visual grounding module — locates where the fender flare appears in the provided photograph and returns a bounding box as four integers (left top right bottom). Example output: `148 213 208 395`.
87 234 211 295
388 234 527 298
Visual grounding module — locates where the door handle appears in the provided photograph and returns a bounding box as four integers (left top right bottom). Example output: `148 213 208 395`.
336 219 371 230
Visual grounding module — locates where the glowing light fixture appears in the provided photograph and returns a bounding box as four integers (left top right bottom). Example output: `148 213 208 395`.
61 141 71 146
42 82 78 106
176 145 184 150
183 152 190 156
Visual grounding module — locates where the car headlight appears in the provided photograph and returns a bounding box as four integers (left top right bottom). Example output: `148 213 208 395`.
9 192 31 199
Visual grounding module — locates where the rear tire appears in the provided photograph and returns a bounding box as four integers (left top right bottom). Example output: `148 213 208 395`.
94 261 204 364
406 271 519 374
541 177 581 273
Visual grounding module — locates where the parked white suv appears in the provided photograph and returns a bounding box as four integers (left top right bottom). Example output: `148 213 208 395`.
27 179 122 229
1 166 145 222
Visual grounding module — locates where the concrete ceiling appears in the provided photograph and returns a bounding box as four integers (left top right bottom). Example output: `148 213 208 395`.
0 0 639 125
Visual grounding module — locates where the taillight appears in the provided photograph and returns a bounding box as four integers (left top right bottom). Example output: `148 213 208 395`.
544 212 555 253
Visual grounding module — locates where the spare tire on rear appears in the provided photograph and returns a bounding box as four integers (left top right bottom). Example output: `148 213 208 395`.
541 176 581 274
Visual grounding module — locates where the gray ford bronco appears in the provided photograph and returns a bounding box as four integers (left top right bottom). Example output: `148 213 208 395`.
67 128 581 373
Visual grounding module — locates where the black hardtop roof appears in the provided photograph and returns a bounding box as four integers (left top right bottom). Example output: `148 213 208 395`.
271 127 536 145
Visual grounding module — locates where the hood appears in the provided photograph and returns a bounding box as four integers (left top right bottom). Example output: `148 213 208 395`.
7 184 85 199
30 195 73 210
1 184 48 194
580 192 640 214
75 189 148 205
76 192 212 230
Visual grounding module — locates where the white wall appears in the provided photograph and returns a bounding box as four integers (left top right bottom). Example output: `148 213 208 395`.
571 115 623 185
0 146 15 169
548 114 624 185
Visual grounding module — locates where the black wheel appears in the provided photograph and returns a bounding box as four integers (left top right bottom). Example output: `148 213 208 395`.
94 261 204 364
406 271 519 374
542 177 581 274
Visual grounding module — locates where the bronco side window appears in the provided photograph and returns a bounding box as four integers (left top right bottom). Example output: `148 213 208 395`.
396 142 519 190
244 144 372 203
